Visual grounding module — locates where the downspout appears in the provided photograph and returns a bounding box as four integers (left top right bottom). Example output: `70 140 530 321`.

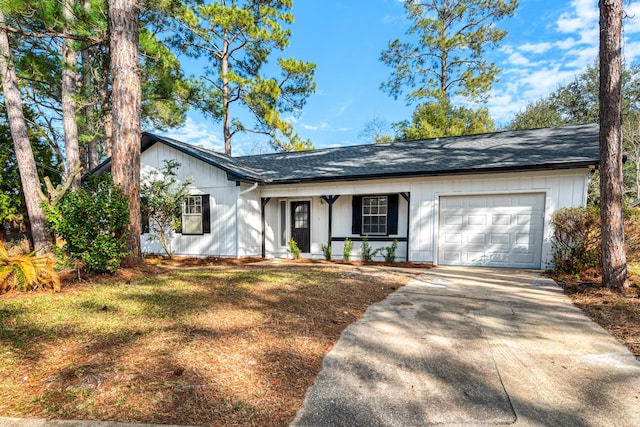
236 182 259 258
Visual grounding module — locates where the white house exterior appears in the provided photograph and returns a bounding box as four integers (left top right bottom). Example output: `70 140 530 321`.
94 124 599 269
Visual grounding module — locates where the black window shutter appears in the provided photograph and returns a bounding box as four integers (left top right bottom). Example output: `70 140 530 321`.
388 194 399 235
140 197 149 234
352 196 362 234
202 195 211 234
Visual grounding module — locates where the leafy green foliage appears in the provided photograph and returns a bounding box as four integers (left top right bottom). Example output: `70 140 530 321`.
140 160 192 258
507 62 640 204
0 241 59 293
0 0 193 170
381 0 517 104
173 0 316 153
508 62 640 131
288 238 301 260
343 238 353 261
381 240 399 264
360 236 378 262
44 174 129 273
321 243 332 261
0 106 62 230
396 101 494 139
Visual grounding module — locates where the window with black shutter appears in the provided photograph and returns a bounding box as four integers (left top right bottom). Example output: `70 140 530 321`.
352 194 399 236
179 194 211 235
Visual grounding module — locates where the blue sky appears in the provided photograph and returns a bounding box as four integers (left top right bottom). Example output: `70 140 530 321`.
162 0 640 155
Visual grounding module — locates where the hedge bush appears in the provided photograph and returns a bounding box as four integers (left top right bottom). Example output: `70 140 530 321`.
550 206 640 275
44 174 129 273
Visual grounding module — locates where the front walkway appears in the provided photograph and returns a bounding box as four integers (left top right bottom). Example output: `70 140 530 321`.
292 266 640 426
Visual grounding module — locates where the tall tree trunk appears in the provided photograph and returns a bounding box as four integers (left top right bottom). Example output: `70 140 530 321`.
222 29 232 156
100 60 113 159
0 10 50 251
81 0 100 170
61 0 81 188
599 0 627 289
108 0 142 266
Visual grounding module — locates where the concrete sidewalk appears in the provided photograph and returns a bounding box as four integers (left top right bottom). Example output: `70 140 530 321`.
292 266 640 426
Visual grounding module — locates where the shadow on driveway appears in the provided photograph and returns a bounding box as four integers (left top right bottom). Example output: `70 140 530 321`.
292 266 640 426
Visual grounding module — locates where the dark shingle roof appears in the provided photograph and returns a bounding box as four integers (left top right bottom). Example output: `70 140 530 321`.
140 133 264 181
90 124 600 184
237 123 599 183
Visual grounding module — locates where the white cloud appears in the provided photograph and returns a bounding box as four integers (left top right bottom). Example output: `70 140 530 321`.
624 40 640 63
302 122 329 131
625 3 640 33
519 42 554 54
507 52 531 66
162 117 224 153
556 0 598 34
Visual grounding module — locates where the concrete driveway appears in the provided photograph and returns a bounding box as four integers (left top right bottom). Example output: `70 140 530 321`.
292 266 640 427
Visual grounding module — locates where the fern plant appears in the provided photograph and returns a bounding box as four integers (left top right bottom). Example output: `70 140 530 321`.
0 242 60 293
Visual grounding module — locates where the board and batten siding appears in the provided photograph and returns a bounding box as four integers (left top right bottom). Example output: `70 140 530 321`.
409 169 590 268
263 197 328 258
260 169 590 266
262 185 410 260
140 143 240 257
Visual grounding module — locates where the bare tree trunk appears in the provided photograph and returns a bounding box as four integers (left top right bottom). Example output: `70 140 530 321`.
221 28 232 156
81 0 101 170
0 10 50 251
61 0 81 188
108 0 142 266
599 0 627 289
100 68 113 159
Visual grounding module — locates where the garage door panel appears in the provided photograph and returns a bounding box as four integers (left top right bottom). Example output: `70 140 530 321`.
439 193 545 269
492 214 511 226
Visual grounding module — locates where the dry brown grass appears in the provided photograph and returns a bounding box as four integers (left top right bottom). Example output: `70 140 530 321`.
551 268 640 359
0 260 421 426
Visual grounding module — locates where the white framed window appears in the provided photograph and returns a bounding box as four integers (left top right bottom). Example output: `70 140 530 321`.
182 195 203 235
362 196 388 235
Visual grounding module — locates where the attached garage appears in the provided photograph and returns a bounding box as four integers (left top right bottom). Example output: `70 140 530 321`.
438 193 546 269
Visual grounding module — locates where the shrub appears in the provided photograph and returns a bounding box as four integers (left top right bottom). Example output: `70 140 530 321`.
288 238 301 260
381 239 398 263
44 174 129 273
140 160 192 258
0 241 59 293
343 238 353 261
550 207 601 274
360 235 379 262
321 243 332 260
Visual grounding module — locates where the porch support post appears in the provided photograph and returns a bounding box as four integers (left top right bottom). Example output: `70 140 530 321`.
261 197 271 258
321 195 340 246
400 192 410 261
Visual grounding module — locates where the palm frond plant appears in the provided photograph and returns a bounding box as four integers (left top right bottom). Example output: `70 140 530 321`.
0 242 60 293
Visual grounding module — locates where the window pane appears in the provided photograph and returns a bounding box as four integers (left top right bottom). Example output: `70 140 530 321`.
280 201 287 246
362 196 388 235
183 215 202 234
182 196 203 234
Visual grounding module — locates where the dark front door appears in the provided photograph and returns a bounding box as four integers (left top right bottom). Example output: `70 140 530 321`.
291 201 311 253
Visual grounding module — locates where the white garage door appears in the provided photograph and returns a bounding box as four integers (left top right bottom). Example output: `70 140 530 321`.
438 193 545 269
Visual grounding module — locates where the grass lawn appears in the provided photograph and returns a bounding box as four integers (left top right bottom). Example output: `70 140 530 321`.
0 261 416 426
